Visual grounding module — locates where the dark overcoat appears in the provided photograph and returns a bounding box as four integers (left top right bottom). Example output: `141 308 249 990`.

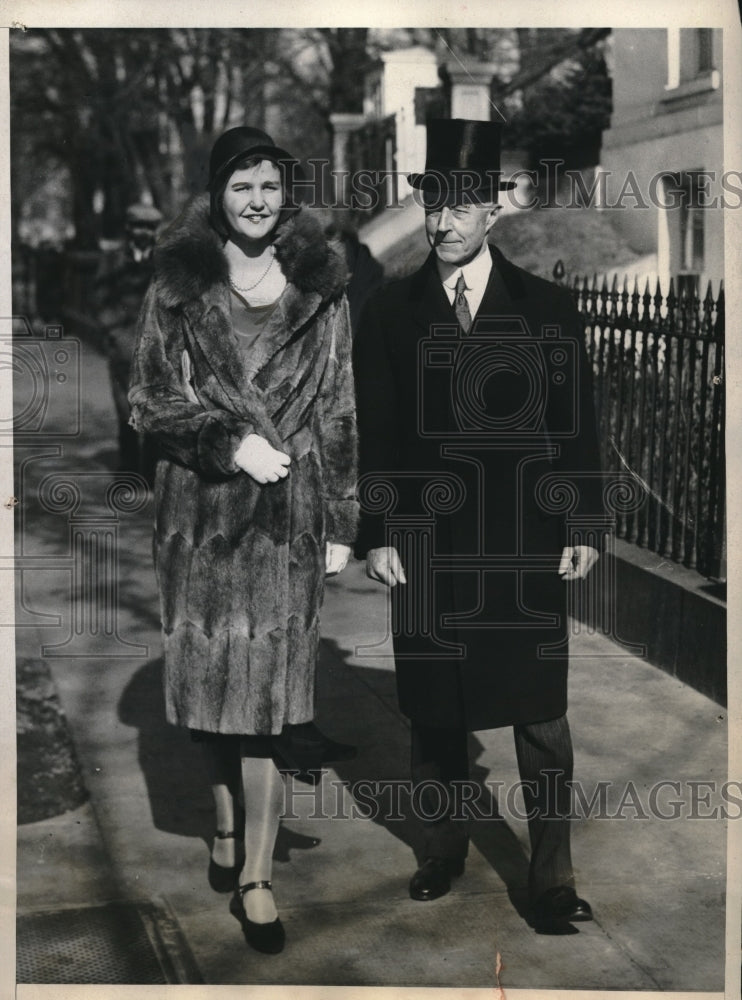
353 245 602 731
128 195 358 736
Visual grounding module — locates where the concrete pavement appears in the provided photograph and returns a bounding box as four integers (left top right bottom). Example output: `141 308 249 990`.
15 338 729 990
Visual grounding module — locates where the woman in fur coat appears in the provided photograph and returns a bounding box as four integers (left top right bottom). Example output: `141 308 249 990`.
128 126 358 954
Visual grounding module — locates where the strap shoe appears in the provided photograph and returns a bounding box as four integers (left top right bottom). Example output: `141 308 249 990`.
208 830 242 893
230 880 286 954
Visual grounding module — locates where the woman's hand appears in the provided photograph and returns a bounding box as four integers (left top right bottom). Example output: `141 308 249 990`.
325 543 351 576
234 433 291 483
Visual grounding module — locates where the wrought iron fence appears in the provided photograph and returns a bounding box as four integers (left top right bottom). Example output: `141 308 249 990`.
555 263 725 580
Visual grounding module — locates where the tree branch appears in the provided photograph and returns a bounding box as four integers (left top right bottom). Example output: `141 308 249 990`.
500 27 611 97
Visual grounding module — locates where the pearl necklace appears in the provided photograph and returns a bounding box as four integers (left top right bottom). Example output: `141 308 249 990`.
230 250 275 293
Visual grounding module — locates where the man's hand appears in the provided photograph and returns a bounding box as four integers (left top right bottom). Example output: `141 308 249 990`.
558 545 599 580
326 543 351 576
366 546 407 587
234 433 291 483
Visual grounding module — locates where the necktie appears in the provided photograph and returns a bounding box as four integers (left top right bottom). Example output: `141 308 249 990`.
454 274 472 334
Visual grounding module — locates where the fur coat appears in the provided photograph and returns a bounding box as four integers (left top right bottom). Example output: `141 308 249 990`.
128 194 358 735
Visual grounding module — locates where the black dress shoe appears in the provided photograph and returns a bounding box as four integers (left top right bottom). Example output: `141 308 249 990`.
409 857 465 901
530 885 593 932
230 880 286 954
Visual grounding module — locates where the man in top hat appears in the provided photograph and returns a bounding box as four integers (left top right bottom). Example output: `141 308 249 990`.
353 119 604 932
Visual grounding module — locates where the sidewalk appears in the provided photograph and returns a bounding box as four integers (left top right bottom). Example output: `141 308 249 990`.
15 340 728 990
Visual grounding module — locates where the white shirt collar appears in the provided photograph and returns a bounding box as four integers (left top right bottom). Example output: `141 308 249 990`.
436 240 493 315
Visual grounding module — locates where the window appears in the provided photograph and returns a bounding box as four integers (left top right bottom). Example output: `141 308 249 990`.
681 198 704 273
672 171 706 294
664 28 718 98
695 29 714 74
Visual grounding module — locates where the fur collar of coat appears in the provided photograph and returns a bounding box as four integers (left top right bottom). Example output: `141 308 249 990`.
153 192 347 310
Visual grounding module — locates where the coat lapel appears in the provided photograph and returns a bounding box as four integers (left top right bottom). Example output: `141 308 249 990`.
180 290 281 446
473 245 527 324
248 285 323 371
409 254 457 338
408 243 529 337
182 281 329 449
399 244 538 443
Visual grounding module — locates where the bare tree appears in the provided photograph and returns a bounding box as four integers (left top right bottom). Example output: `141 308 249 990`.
10 26 612 247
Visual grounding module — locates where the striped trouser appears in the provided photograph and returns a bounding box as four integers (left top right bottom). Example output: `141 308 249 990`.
411 714 575 899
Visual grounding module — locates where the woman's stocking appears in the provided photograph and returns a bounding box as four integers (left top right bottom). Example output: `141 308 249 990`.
201 735 241 866
238 751 285 923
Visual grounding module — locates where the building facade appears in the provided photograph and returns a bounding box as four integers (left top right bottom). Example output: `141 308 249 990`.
600 28 724 293
331 46 511 213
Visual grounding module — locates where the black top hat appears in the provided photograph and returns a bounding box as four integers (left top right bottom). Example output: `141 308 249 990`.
408 118 516 199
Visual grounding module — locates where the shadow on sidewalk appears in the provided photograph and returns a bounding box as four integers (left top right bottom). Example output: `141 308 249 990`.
118 657 213 842
321 638 532 922
117 656 325 861
116 644 533 921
